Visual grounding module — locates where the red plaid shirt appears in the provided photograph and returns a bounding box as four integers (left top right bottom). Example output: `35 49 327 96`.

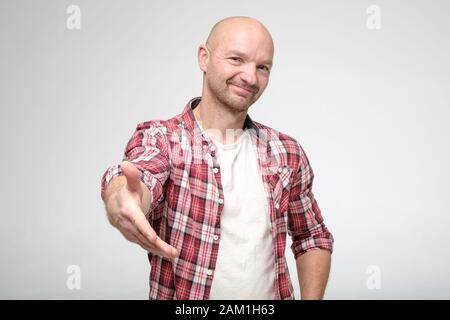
101 97 334 300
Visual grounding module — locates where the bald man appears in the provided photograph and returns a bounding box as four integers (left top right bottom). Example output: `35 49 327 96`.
101 16 334 300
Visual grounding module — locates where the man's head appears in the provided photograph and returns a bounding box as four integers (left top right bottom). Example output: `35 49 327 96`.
198 16 274 113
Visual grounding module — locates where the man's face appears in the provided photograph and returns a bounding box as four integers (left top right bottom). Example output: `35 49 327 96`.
201 23 274 112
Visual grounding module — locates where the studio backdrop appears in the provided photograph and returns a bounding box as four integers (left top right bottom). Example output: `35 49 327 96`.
1 0 449 299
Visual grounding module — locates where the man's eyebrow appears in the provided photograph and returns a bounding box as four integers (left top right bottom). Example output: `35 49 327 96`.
226 50 248 58
261 59 273 67
226 50 273 66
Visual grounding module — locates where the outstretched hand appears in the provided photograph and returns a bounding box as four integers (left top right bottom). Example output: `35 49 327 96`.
105 161 178 259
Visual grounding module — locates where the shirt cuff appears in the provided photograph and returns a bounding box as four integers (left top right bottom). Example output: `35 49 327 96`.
290 225 334 259
100 163 164 214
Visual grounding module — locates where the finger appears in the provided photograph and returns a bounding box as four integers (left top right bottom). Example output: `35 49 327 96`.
130 210 158 244
134 227 158 251
124 222 177 258
120 229 140 244
152 236 179 259
126 216 177 258
121 161 142 194
116 207 156 247
120 228 156 252
123 209 178 259
149 247 178 260
130 229 177 259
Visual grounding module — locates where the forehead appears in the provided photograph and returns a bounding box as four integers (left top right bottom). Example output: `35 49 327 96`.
214 24 274 61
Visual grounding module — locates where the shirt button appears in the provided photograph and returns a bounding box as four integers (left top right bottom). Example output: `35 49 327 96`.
218 198 224 204
206 269 213 276
203 145 207 149
213 167 219 174
274 203 280 209
213 235 219 241
278 167 283 173
210 145 216 152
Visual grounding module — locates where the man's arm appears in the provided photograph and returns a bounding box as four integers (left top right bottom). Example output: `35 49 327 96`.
287 142 334 299
100 122 176 258
296 249 331 300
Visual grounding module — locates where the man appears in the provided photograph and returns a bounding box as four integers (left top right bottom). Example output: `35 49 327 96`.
101 16 334 300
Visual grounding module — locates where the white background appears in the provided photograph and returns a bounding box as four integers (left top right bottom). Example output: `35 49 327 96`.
1 0 449 299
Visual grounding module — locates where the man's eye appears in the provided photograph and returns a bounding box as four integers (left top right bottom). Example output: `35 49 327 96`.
230 57 243 63
258 65 270 72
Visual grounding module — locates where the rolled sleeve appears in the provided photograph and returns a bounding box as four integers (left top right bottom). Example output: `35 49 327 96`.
100 121 171 214
288 144 334 259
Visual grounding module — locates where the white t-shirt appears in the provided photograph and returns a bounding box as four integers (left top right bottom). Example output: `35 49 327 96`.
207 129 275 300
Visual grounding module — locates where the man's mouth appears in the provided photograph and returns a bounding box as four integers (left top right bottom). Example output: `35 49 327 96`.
228 82 258 95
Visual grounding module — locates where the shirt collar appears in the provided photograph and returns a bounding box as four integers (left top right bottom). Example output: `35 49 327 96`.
180 96 260 134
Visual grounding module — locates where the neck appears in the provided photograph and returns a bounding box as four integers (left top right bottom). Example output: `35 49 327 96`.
193 95 247 144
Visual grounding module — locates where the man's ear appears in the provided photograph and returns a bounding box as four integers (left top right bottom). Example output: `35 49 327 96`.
197 44 209 73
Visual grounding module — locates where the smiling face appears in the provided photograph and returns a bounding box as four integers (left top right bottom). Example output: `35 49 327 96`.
198 17 274 113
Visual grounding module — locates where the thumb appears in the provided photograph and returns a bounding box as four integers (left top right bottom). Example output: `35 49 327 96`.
121 161 142 195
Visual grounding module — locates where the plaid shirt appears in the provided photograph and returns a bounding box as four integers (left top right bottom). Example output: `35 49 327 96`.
101 97 334 300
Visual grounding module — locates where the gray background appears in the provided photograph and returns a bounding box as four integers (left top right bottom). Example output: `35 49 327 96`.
1 0 449 299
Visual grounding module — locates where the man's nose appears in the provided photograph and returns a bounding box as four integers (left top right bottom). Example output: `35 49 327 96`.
240 64 257 87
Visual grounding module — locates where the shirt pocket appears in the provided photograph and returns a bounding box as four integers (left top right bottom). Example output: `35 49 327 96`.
267 165 293 216
164 164 187 221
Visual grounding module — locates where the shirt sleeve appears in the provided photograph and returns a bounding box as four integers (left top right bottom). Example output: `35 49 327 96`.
288 143 334 259
101 122 171 214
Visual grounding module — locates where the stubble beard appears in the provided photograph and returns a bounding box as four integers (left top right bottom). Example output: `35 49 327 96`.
207 77 257 114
